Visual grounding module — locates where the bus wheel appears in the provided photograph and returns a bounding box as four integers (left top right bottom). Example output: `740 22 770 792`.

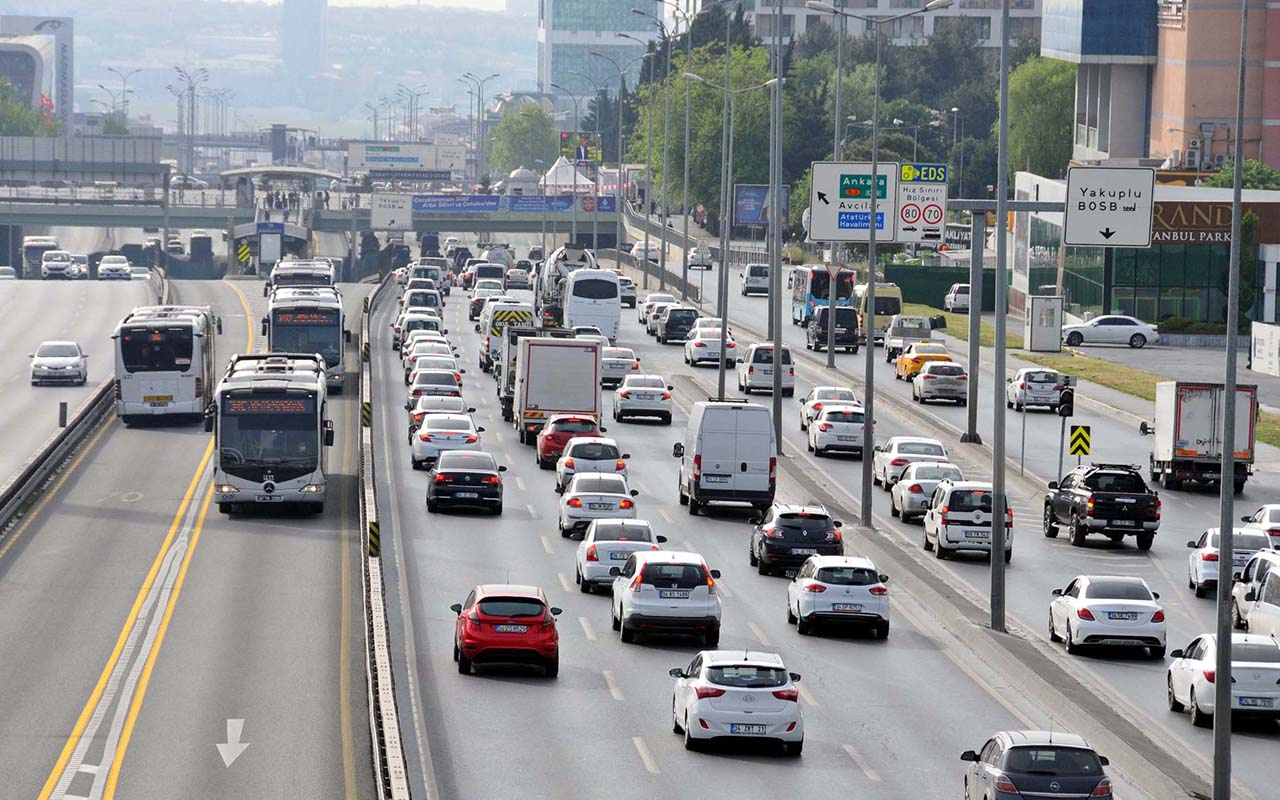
218 503 234 515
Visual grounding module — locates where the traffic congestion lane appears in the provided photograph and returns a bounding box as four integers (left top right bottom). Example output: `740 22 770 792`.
370 279 1134 800
110 279 374 800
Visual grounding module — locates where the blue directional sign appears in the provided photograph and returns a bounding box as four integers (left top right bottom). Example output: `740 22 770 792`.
256 221 285 234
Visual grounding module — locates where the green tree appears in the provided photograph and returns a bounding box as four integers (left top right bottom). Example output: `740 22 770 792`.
1005 57 1074 179
486 105 559 177
1203 159 1280 190
0 78 61 136
101 114 129 135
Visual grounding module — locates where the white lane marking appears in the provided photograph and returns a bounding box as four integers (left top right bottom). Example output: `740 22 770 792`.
630 478 651 495
77 764 99 774
514 476 527 492
603 670 625 701
527 503 539 519
631 736 660 775
558 572 573 593
747 621 772 647
797 683 819 707
578 616 597 641
540 535 555 555
843 743 882 782
714 580 733 599
660 509 675 525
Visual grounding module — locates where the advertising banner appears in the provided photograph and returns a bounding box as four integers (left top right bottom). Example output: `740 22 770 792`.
560 132 603 165
733 184 790 227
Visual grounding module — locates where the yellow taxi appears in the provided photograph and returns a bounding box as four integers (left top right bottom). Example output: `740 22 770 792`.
894 342 951 380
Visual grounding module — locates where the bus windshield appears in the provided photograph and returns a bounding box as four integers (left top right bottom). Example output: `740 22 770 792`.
219 395 319 468
119 326 195 373
272 309 342 366
809 270 855 301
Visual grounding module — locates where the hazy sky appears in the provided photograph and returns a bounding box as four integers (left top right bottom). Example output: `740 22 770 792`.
260 0 507 8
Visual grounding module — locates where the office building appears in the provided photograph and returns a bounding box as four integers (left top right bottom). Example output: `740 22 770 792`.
538 0 661 103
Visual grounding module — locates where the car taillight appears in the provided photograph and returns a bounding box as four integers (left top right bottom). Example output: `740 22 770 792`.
818 423 832 432
694 342 706 348
542 612 556 628
726 342 736 348
762 526 784 538
662 392 671 400
702 565 717 594
453 372 462 382
617 390 630 399
194 377 203 398
482 475 501 485
413 412 425 423
693 454 701 482
802 583 826 593
1268 529 1280 538
418 433 432 441
890 458 909 467
1086 496 1095 516
467 611 479 624
1018 382 1026 390
812 403 824 413
1155 499 1161 519
413 389 422 397
695 686 726 699
769 456 777 486
772 687 799 702
632 361 640 370
748 366 754 375
564 458 575 469
1151 609 1165 623
1077 607 1095 620
1091 778 1113 797
870 585 888 595
114 379 121 401
567 498 583 507
619 499 634 510
993 775 1020 794
1203 669 1216 683
789 367 795 376
615 459 627 471
826 530 842 542
433 473 450 483
1006 508 1014 529
630 567 645 592
465 434 478 443
957 375 968 381
923 374 937 380
1201 552 1219 562
908 483 924 494
585 545 598 562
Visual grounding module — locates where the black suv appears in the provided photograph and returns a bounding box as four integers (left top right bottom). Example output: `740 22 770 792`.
748 503 844 576
1044 463 1160 550
806 306 859 353
658 306 699 344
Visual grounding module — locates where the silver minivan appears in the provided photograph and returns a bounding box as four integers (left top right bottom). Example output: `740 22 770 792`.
674 400 776 515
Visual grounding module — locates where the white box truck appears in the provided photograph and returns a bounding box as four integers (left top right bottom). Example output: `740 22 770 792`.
514 338 601 444
1140 381 1258 493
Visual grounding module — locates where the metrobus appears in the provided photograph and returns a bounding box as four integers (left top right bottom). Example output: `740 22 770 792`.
263 287 350 392
789 265 856 326
564 268 621 341
112 305 222 424
264 260 336 296
208 353 334 515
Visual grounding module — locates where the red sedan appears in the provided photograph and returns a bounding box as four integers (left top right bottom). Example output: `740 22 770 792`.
451 584 561 677
536 414 604 470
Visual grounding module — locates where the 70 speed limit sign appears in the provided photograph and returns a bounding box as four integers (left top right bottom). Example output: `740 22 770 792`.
896 163 948 244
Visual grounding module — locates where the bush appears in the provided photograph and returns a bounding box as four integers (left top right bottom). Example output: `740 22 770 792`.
1157 316 1192 333
1186 322 1228 335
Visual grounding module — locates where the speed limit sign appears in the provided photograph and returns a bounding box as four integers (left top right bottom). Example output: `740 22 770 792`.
922 203 944 225
900 203 921 225
896 162 949 243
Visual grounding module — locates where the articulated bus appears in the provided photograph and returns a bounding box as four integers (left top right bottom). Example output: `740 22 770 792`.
788 265 856 326
112 305 222 424
209 353 334 515
263 287 351 392
264 260 336 296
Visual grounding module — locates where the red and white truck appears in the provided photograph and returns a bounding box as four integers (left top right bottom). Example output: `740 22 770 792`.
1140 381 1258 493
513 338 601 444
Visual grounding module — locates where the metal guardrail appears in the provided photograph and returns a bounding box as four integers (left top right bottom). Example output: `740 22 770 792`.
621 201 767 270
599 249 702 305
359 274 412 800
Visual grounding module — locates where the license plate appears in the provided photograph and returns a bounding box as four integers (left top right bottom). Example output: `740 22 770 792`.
148 402 170 408
1111 519 1136 527
636 393 655 400
791 548 818 555
831 603 863 612
658 590 690 599
730 724 767 735
837 435 856 442
1107 612 1139 620
255 495 285 503
144 395 173 403
1239 697 1274 708
704 475 730 484
588 502 612 510
609 552 629 560
455 492 479 499
963 530 989 539
495 624 528 633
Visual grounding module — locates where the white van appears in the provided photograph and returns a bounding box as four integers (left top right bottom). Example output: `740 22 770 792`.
741 263 769 296
673 400 776 515
477 300 534 373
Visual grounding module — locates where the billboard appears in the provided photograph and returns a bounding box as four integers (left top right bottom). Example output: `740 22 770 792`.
347 143 463 172
733 184 790 227
560 131 603 166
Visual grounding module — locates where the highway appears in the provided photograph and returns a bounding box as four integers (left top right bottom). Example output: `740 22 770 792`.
0 271 374 799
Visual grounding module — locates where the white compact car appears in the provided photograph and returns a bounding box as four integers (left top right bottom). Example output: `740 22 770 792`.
670 650 803 754
645 302 675 335
1049 575 1166 657
410 413 482 470
1062 314 1159 349
872 436 949 488
912 361 968 404
619 276 637 308
1006 367 1065 412
638 293 675 324
798 385 859 431
1167 633 1280 727
684 327 736 367
736 343 795 396
30 341 89 385
889 462 964 523
1240 504 1280 544
406 395 474 433
574 519 665 593
807 405 866 458
786 555 890 638
97 254 132 280
600 347 640 388
556 437 629 491
1187 527 1272 598
942 282 970 313
687 244 713 269
612 374 673 424
921 480 1012 562
610 549 721 645
1232 551 1280 632
559 473 638 537
741 263 768 296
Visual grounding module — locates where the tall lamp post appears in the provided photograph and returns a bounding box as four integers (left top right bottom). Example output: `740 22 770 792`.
107 67 141 118
950 106 965 198
363 101 380 141
591 51 646 271
397 83 430 141
657 1 697 300
461 72 500 186
172 66 208 178
806 0 953 526
630 9 675 292
618 32 657 290
568 70 612 254
552 81 584 245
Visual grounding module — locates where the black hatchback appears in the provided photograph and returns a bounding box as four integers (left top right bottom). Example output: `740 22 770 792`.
961 730 1111 800
426 451 507 514
806 306 859 353
749 503 843 576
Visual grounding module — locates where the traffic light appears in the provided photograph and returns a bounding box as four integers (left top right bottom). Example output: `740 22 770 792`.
1058 388 1074 418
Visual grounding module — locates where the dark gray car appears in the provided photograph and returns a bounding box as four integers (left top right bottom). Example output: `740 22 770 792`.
961 730 1110 800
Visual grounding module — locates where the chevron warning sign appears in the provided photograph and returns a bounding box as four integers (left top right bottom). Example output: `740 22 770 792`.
237 243 251 263
1069 425 1091 456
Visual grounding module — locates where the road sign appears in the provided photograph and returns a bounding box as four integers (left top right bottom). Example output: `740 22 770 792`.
808 161 899 242
237 243 251 263
1063 166 1156 248
371 193 413 230
896 163 948 244
256 221 284 234
1069 425 1091 456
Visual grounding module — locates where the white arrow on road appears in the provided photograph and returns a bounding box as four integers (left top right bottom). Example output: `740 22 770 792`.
216 718 250 767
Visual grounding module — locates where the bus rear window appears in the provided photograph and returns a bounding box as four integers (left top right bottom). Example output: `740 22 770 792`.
572 278 618 299
120 327 194 373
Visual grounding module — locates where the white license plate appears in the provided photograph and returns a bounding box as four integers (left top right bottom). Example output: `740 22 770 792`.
588 502 612 510
659 590 690 599
831 603 862 612
1107 612 1139 620
790 548 818 555
609 552 629 560
635 393 655 400
1111 519 1136 527
730 724 767 735
963 530 989 539
255 495 285 503
1239 697 1274 708
455 492 479 499
148 402 170 408
495 624 528 633
704 475 730 484
837 435 856 442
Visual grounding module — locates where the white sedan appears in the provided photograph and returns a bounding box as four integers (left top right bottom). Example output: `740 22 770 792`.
912 361 968 404
871 436 949 489
1240 504 1280 544
807 405 865 458
638 293 675 323
670 650 804 755
600 347 640 387
558 473 638 537
612 374 673 424
798 385 859 431
786 555 890 638
890 462 964 523
1167 633 1280 727
555 437 629 491
1186 527 1273 598
410 413 482 470
30 341 89 385
574 519 665 593
684 327 736 367
1062 314 1159 349
1049 575 1166 658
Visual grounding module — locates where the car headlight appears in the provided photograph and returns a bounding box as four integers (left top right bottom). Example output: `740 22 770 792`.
216 484 239 494
300 484 323 493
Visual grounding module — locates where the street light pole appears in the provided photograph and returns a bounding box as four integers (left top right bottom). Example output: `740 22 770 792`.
591 52 645 272
619 33 657 290
990 0 1012 632
552 82 584 245
825 0 846 369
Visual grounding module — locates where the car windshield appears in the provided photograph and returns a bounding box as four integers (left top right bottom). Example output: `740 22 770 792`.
928 364 965 376
1235 643 1280 663
1084 580 1151 601
893 318 929 332
823 410 864 424
416 399 464 412
776 512 833 531
817 390 857 401
706 666 788 688
573 476 627 495
437 452 496 470
1003 747 1104 778
815 567 878 585
640 563 705 588
627 377 665 389
899 442 945 456
37 344 79 358
414 373 458 386
752 348 792 365
667 309 698 322
603 348 632 359
948 490 993 512
551 418 597 434
569 442 620 460
1082 472 1148 492
1209 531 1272 550
424 416 471 431
593 523 653 542
475 280 503 291
477 598 545 618
913 345 947 355
1026 371 1060 384
913 465 963 481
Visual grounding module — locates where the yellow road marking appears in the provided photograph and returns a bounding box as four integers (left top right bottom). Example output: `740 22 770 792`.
338 372 358 799
223 278 258 350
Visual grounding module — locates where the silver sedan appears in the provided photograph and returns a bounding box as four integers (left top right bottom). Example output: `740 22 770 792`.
890 462 964 523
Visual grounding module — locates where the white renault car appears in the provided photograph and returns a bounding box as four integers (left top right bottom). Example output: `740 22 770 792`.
1049 575 1166 658
555 437 629 491
97 254 132 280
807 405 866 458
1005 367 1066 412
410 413 482 470
684 327 736 367
612 374 673 424
921 480 1013 562
669 650 803 755
890 462 964 523
786 555 890 638
558 473 638 537
574 519 665 593
798 385 859 431
1186 527 1272 598
610 550 721 645
1167 633 1280 727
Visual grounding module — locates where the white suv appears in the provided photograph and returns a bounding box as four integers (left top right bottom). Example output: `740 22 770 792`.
786 555 890 638
610 550 722 645
921 480 1013 562
670 650 803 755
736 343 795 396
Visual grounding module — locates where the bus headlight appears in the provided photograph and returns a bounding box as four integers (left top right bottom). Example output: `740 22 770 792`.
216 485 239 494
300 484 324 493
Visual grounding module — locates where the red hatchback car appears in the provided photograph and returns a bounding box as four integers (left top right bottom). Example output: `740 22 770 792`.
451 584 562 677
536 414 605 470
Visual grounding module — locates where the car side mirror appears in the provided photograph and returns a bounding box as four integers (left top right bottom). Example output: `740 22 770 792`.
873 445 882 452
629 489 639 497
476 426 485 433
789 672 801 682
669 668 685 679
833 521 843 528
878 574 889 584
216 318 225 334
1139 420 1151 436
555 485 564 495
467 407 476 413
1006 377 1013 383
656 535 668 543
672 443 684 458
404 403 412 411
1048 481 1058 490
550 607 562 616
475 324 481 333
1241 515 1251 523
1246 589 1258 602
608 567 622 577
710 569 721 579
450 603 463 615
1152 592 1160 600
1098 756 1109 767
442 329 448 335
203 414 214 433
1169 649 1184 659
623 454 631 460
748 515 762 525
498 465 508 472
324 425 335 447
667 385 674 391
1186 540 1197 548
261 318 268 335
960 750 978 763
460 368 467 374
263 285 270 297
599 426 608 433
1051 588 1063 597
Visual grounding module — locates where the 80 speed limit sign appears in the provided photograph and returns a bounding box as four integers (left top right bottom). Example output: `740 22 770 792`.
900 203 921 225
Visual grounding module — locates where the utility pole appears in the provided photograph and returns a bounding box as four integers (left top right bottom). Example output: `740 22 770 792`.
990 0 1011 632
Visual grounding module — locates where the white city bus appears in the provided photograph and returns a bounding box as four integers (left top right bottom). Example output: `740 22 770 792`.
263 287 350 392
208 353 334 515
264 261 336 296
112 305 222 424
564 268 621 342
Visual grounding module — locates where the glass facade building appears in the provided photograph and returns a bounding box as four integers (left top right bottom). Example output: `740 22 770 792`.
538 0 659 100
1041 0 1156 61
